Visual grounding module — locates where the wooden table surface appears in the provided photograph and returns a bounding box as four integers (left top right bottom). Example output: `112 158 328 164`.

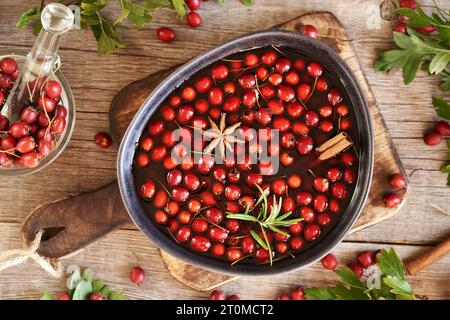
0 0 449 300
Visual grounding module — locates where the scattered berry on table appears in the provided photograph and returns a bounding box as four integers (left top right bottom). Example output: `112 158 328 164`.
130 266 146 285
320 253 337 270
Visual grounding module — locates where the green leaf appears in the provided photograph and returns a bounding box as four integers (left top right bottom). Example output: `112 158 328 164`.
261 187 269 220
329 284 369 300
376 248 406 280
393 31 415 50
144 0 172 10
266 195 281 222
32 20 43 35
243 201 252 215
17 7 41 29
270 218 303 226
108 291 125 300
304 287 336 300
100 285 111 298
374 27 450 86
127 9 152 28
82 268 95 282
403 53 423 84
117 0 153 28
67 269 82 290
305 248 414 300
371 279 393 300
240 0 253 6
259 226 273 266
216 0 226 4
396 7 438 28
429 52 450 75
40 291 53 300
254 185 268 209
72 280 93 300
374 48 421 82
93 21 126 54
383 276 414 298
433 96 450 120
226 213 257 222
381 49 411 68
92 279 104 293
250 229 268 250
274 211 293 222
409 32 449 55
441 163 450 173
171 0 186 18
266 224 290 237
81 1 108 15
335 266 365 289
115 0 131 25
440 71 450 91
81 15 101 27
437 23 450 41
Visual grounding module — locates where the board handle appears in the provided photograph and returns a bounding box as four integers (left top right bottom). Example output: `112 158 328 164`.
21 181 131 260
405 237 450 276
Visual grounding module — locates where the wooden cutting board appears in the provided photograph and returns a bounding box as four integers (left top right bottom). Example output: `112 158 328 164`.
21 11 409 291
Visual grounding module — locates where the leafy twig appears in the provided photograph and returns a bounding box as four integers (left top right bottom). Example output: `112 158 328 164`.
374 2 450 89
226 185 303 266
18 0 252 54
41 266 124 300
305 249 415 300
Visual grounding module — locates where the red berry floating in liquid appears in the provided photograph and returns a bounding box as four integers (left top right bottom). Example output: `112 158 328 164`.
129 47 361 267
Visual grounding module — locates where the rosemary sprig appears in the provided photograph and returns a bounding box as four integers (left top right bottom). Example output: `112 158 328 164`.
226 185 303 266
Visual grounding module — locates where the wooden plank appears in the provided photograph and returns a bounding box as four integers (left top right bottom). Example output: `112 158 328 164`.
0 0 448 299
0 2 445 242
0 222 448 300
17 10 411 289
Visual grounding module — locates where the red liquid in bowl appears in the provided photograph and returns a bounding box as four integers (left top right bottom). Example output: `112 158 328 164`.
132 46 359 265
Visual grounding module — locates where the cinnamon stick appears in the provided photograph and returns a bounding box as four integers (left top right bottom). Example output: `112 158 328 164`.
405 236 450 276
317 132 353 160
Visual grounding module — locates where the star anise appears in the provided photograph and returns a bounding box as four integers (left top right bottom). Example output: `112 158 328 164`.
202 113 244 160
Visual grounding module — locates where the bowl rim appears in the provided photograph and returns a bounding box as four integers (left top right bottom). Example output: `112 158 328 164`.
117 29 374 276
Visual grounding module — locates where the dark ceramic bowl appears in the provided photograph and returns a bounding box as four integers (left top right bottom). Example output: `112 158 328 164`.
117 29 374 276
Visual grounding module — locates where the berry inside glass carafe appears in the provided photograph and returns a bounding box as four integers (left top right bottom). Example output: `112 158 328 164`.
0 56 68 169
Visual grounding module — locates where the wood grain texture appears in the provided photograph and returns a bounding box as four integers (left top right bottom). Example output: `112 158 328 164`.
109 68 177 140
160 251 238 291
22 182 130 259
1 222 449 300
19 11 411 291
0 0 449 299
